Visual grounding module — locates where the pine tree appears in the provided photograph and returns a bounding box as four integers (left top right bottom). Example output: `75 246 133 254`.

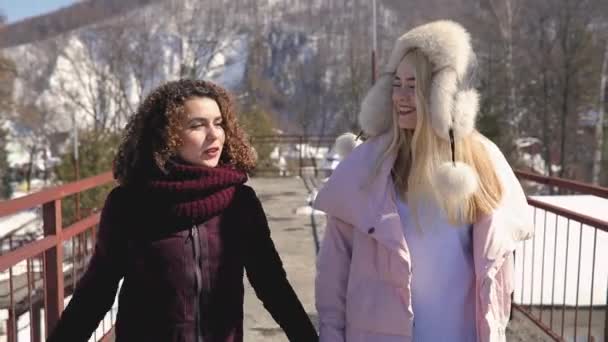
0 127 12 199
0 49 16 199
238 107 276 175
55 130 120 225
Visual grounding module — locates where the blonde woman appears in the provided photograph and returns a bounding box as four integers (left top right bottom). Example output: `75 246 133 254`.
314 21 533 342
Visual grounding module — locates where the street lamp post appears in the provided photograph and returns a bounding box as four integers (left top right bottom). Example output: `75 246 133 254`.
371 0 377 84
357 0 379 142
72 111 80 220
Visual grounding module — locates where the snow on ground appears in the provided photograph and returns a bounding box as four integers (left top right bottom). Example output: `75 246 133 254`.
0 283 120 341
294 205 325 216
0 211 39 238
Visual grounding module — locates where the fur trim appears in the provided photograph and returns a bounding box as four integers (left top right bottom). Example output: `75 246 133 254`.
359 20 478 140
434 161 479 202
453 89 479 140
429 69 459 140
427 70 480 141
358 73 393 136
386 20 473 76
335 132 361 158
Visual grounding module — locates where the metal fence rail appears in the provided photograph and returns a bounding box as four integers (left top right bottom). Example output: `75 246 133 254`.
514 171 608 342
6 136 603 342
0 172 115 342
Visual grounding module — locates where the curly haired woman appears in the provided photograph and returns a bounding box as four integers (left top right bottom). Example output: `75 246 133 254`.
48 80 318 342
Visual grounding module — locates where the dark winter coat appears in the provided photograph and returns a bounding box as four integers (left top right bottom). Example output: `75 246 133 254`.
47 184 318 342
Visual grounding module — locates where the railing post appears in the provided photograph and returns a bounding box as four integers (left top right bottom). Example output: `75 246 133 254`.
43 199 64 337
604 279 608 342
32 301 42 342
7 304 15 342
299 136 303 179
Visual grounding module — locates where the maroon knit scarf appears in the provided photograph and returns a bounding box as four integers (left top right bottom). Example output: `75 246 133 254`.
143 160 248 224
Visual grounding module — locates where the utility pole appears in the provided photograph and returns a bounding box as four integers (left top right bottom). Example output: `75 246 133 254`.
371 0 378 84
72 111 80 220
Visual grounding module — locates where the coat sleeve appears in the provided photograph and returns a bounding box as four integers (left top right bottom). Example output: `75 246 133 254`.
242 186 319 342
485 136 534 245
315 215 353 342
47 187 127 342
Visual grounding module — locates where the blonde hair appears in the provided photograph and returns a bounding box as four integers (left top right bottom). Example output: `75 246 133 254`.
377 49 503 226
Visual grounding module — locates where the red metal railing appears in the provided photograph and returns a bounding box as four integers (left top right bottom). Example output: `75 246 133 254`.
513 170 608 342
0 172 115 341
2 158 605 342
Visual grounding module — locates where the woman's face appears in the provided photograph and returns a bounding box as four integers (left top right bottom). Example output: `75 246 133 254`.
176 97 225 168
392 58 418 130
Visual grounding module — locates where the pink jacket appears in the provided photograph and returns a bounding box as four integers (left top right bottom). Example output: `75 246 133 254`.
313 133 533 342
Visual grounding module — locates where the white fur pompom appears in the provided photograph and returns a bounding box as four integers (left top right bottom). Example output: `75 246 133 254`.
335 132 360 158
359 74 393 137
434 162 479 202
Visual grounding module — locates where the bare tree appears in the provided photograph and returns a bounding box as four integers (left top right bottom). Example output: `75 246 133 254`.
337 10 371 133
592 38 608 184
52 31 123 134
241 29 283 112
165 0 242 80
515 0 561 176
9 68 58 190
552 0 599 178
102 13 165 128
0 53 16 112
10 104 50 190
6 41 65 189
0 52 16 198
479 0 522 155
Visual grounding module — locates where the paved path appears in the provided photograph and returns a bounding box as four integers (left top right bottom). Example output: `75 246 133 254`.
243 177 323 341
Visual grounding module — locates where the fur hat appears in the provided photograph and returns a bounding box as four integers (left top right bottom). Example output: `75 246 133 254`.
359 20 480 203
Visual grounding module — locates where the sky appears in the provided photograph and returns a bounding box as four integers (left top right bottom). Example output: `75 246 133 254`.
0 0 76 24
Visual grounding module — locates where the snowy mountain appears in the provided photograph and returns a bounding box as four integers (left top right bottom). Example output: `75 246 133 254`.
1 0 478 171
2 0 402 133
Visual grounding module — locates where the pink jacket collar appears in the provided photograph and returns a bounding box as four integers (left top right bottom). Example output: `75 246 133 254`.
314 134 407 252
314 132 533 272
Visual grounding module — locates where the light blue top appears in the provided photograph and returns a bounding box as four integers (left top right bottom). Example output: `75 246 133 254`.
395 197 477 342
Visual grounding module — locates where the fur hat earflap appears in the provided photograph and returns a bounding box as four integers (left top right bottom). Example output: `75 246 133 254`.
358 72 394 136
429 70 479 141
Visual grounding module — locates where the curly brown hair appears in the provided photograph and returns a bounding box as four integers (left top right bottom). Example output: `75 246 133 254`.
113 79 256 185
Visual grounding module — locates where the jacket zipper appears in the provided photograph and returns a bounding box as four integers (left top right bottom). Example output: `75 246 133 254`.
190 225 204 342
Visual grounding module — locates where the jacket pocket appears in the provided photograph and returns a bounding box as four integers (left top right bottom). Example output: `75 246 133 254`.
354 232 409 288
377 245 409 288
346 276 413 336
